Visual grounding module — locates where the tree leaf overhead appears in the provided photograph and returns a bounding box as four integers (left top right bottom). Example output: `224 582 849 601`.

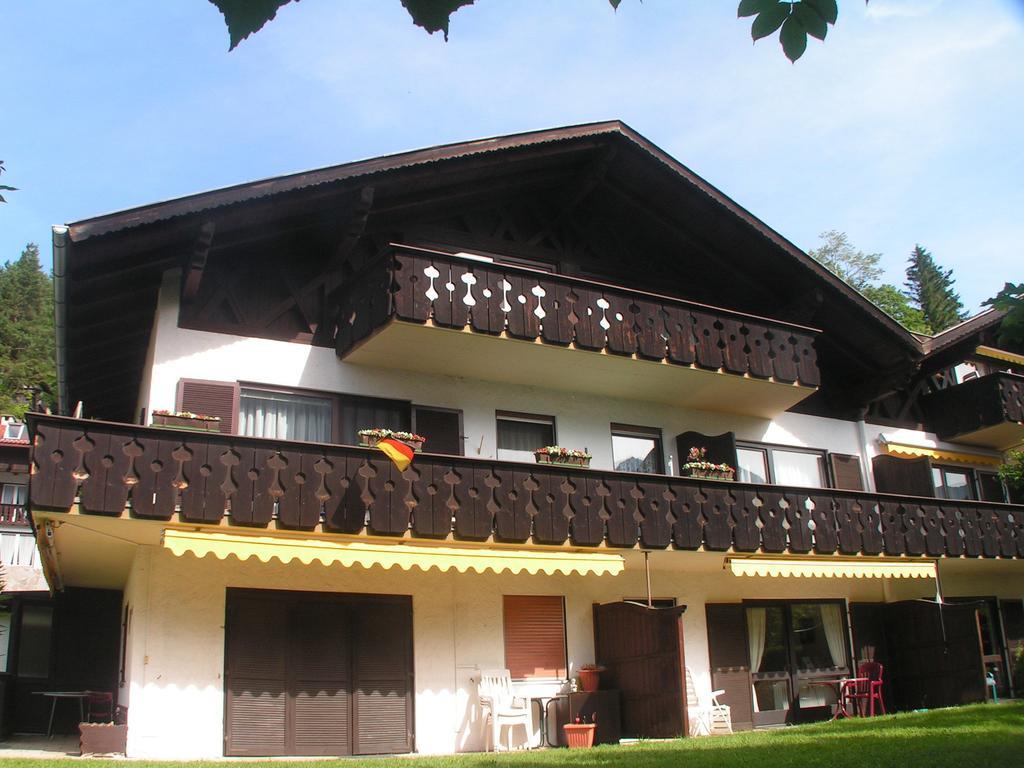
400 0 476 39
208 0 297 50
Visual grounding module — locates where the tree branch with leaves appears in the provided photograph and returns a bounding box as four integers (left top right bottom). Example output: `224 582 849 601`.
209 0 854 62
0 160 16 204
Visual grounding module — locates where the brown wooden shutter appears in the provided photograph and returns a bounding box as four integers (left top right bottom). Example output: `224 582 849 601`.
225 595 288 756
290 604 353 756
503 595 567 679
413 407 463 456
830 453 865 491
705 604 753 731
675 431 737 473
872 455 935 497
176 379 239 435
353 599 413 755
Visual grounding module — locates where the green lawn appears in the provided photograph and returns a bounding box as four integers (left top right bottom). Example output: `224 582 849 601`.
3 703 1022 768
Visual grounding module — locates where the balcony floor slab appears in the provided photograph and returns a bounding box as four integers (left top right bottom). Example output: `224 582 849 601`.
344 320 815 419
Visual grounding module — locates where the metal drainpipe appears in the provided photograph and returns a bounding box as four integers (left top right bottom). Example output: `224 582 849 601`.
52 225 70 415
855 408 876 492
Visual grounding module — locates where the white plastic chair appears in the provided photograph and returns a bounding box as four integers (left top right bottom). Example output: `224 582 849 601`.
685 668 733 736
477 669 533 751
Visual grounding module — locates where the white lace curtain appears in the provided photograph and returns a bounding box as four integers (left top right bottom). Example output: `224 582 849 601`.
746 607 767 714
820 603 847 668
240 390 332 443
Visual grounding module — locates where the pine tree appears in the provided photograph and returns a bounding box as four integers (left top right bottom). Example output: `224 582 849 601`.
903 245 965 334
0 244 56 416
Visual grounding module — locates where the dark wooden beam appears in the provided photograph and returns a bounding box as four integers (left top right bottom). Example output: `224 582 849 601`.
527 146 616 247
181 221 216 304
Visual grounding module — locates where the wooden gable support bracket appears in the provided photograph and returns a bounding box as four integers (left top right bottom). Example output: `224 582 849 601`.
527 146 617 248
324 185 376 300
181 221 216 305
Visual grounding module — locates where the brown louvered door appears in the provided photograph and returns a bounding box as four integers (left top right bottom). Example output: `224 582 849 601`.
177 379 239 434
225 594 289 756
291 602 353 756
593 601 686 738
705 604 754 730
225 591 413 757
353 599 414 755
871 455 935 497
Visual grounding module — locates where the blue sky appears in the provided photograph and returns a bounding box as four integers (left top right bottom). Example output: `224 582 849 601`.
2 0 1022 311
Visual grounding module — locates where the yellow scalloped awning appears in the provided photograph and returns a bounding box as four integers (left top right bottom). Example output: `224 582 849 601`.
882 441 1001 467
975 345 1024 367
163 529 624 576
726 557 936 580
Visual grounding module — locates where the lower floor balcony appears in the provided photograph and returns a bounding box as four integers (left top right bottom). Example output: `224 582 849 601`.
28 415 1024 561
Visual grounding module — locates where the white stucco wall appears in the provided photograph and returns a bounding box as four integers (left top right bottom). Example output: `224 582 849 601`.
112 542 955 759
140 270 875 476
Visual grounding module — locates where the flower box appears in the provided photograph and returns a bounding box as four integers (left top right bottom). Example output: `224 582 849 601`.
534 447 592 468
682 467 736 481
563 722 596 749
357 429 425 452
151 411 221 432
681 446 735 481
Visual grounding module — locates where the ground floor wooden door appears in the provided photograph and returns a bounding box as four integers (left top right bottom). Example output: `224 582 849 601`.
593 601 687 738
224 589 413 757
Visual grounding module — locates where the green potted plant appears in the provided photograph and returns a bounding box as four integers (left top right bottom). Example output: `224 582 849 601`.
681 446 735 481
998 450 1024 502
151 410 221 432
357 428 426 452
534 446 592 468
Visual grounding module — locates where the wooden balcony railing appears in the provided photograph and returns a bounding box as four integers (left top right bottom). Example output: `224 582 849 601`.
0 504 28 527
921 372 1024 445
335 247 821 389
28 415 1023 560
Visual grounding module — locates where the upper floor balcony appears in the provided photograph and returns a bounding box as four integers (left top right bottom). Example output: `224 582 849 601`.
921 372 1024 451
0 504 28 527
334 247 820 419
28 415 1023 561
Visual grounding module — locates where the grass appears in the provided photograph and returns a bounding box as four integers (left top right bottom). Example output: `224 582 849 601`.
2 703 1022 768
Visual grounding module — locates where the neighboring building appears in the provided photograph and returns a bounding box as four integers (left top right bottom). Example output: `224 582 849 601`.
10 123 1023 756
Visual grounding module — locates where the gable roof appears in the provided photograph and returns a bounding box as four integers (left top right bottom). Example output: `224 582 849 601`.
57 121 927 420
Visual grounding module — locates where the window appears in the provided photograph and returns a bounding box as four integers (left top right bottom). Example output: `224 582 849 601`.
16 604 53 679
1 421 25 440
611 424 664 474
502 595 567 679
978 472 1006 503
240 389 332 443
413 406 463 456
1 484 27 507
238 385 411 446
736 443 827 488
932 465 975 500
496 412 555 463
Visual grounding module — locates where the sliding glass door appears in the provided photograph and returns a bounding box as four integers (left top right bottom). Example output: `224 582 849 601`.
747 601 850 726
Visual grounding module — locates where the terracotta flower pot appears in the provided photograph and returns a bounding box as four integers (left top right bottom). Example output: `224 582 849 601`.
578 667 601 692
563 723 596 749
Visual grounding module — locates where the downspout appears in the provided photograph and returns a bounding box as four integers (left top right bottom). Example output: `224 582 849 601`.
52 226 70 415
855 408 876 492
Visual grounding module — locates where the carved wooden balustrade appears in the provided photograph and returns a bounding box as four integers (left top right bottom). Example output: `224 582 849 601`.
921 372 1024 443
0 504 28 527
335 248 821 388
28 415 1023 559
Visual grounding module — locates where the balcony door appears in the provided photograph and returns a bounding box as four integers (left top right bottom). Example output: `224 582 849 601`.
747 601 850 726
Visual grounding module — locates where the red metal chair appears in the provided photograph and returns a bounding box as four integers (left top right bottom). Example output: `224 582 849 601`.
86 691 114 723
841 662 886 717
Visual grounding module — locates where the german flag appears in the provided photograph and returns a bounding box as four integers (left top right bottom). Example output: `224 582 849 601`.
376 437 415 471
